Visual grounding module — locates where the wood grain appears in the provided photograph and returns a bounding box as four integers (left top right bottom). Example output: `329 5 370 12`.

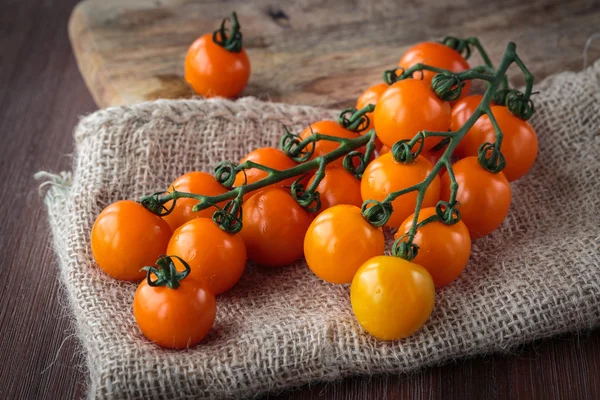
68 0 600 108
2 0 600 399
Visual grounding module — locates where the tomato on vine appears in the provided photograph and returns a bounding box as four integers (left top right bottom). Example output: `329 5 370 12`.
361 152 441 228
461 106 538 181
240 188 312 267
440 157 511 239
167 218 247 294
307 166 362 211
395 207 471 287
133 256 216 349
451 94 484 156
234 147 298 200
299 121 361 166
304 205 384 284
351 255 435 340
162 171 228 231
91 200 172 281
398 41 471 101
185 12 250 98
373 79 451 151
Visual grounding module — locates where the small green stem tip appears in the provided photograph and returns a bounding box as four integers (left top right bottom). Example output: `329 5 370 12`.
213 12 243 52
141 255 191 290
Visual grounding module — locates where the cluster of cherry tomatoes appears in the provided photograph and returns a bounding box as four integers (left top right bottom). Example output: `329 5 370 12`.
90 14 539 348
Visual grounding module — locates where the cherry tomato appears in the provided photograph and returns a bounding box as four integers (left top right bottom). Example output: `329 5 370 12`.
308 166 362 212
162 172 228 231
451 95 483 156
184 33 250 98
398 42 471 101
91 200 172 281
240 188 312 267
374 79 451 151
461 106 538 181
351 255 435 340
395 207 471 287
356 83 387 149
299 121 361 166
440 157 511 239
304 205 384 284
134 273 216 349
167 218 247 294
361 152 441 228
234 147 298 200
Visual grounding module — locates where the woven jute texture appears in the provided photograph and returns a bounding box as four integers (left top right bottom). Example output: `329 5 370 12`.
42 61 600 399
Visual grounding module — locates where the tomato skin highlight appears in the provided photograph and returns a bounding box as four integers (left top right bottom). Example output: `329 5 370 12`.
184 33 250 98
398 41 471 101
441 157 511 239
162 171 228 231
167 218 247 295
133 276 216 349
308 166 362 212
234 147 298 200
361 153 441 228
91 200 172 281
299 121 361 167
304 205 385 284
461 106 538 182
374 79 451 151
240 188 312 267
351 255 435 340
395 207 471 287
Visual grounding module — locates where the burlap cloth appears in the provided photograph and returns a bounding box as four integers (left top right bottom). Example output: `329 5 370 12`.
41 61 600 399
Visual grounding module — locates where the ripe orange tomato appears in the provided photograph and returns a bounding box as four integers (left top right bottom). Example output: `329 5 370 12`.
133 274 216 349
440 157 511 239
307 166 362 212
351 255 435 340
395 207 471 287
167 218 247 294
361 153 441 228
398 42 471 101
379 144 391 155
461 106 538 181
234 147 298 200
240 188 312 267
91 200 172 281
356 83 388 145
162 171 228 231
299 121 361 166
373 79 451 151
451 95 483 156
184 33 250 98
304 205 384 284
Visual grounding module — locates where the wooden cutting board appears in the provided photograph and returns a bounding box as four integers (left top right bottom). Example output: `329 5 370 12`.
69 0 600 109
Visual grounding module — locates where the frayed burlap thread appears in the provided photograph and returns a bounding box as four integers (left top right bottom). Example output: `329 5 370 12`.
42 62 600 399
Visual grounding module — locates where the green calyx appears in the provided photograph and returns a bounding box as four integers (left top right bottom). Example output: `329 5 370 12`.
213 12 243 52
142 255 191 290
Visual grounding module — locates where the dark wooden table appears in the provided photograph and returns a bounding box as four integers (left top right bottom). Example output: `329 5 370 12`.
1 0 599 399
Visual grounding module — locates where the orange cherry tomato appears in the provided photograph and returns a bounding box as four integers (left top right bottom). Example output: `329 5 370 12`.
299 121 361 166
356 83 388 149
351 255 435 340
304 205 385 284
460 106 538 181
167 218 247 294
162 171 228 231
91 200 172 281
395 207 471 287
234 147 298 200
184 33 250 98
379 144 391 155
398 41 471 101
440 157 511 239
373 79 451 151
308 166 362 212
361 153 441 228
134 272 216 349
240 188 312 267
451 94 483 156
